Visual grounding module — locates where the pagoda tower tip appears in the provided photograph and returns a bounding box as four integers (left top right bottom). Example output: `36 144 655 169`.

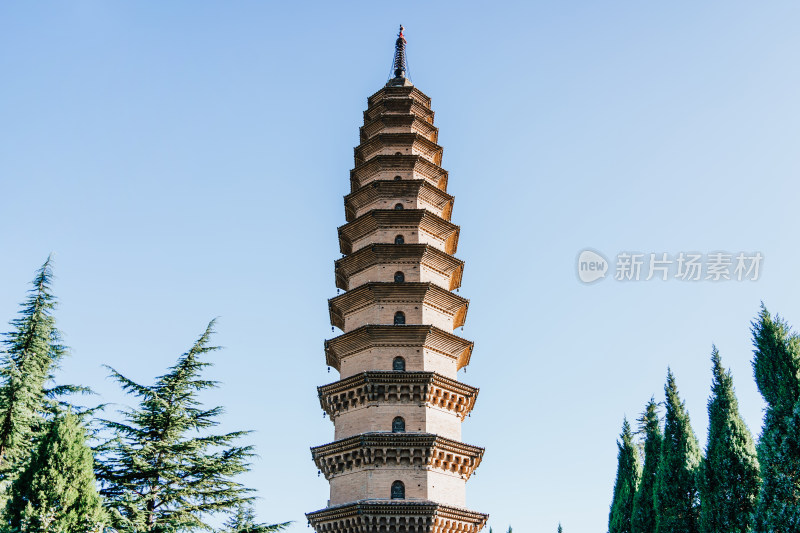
387 24 413 87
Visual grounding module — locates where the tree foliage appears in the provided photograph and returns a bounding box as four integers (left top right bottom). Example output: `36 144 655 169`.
5 411 106 532
698 347 759 533
0 256 66 478
219 502 290 533
631 398 662 533
654 370 701 533
610 418 642 533
751 306 800 531
97 321 256 532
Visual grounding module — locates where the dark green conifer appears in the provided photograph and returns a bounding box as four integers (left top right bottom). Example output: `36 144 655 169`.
631 398 662 533
5 411 106 532
698 347 759 533
654 370 701 533
220 502 290 532
610 418 642 533
0 257 66 476
558 522 563 533
751 306 800 531
98 321 257 532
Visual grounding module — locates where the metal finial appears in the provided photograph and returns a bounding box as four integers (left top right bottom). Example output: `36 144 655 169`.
392 25 407 79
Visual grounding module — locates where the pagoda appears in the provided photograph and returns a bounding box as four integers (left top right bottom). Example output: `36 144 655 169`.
307 27 488 533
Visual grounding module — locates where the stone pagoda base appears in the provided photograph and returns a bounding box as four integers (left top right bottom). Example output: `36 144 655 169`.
307 500 488 533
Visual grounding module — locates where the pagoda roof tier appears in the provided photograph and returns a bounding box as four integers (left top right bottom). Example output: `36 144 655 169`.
335 244 463 291
318 371 479 420
364 97 434 125
338 210 460 255
360 113 438 143
344 179 454 222
325 325 473 371
355 133 443 167
350 155 448 192
328 282 469 331
307 500 488 533
311 432 484 481
367 85 433 108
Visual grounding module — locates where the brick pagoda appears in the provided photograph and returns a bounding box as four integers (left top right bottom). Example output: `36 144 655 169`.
307 27 488 533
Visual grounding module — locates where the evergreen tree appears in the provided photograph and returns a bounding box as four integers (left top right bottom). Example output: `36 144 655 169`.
5 411 106 532
610 418 642 533
558 522 563 533
698 347 759 533
654 370 701 533
751 306 800 531
631 398 662 533
98 321 257 532
220 503 290 533
0 256 66 476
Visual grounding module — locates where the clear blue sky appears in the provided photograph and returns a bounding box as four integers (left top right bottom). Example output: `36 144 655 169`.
2 2 800 531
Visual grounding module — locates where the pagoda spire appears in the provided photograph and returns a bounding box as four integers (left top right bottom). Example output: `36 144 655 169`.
387 25 412 86
392 25 407 78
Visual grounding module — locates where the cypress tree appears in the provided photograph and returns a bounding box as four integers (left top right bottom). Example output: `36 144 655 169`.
0 256 66 477
631 398 662 533
98 320 257 532
610 418 643 533
751 306 800 531
698 347 759 533
558 524 563 533
5 411 106 532
654 370 701 533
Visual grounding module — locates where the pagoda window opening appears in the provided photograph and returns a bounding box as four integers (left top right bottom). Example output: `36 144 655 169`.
391 481 405 500
395 151 402 156
394 175 402 181
394 311 405 325
394 203 404 210
392 417 405 433
394 271 405 283
394 235 405 245
393 356 406 371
